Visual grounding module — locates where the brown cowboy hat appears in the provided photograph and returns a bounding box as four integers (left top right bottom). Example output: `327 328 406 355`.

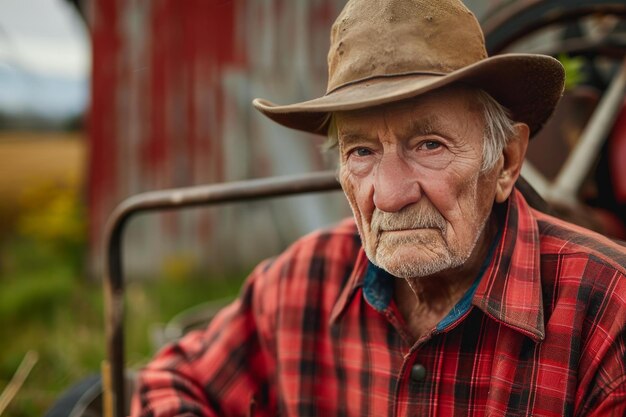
253 0 565 137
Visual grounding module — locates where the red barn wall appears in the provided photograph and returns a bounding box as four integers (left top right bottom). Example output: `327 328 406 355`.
86 0 501 277
87 0 350 277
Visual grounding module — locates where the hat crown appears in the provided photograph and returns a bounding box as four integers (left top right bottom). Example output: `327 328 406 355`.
327 0 487 93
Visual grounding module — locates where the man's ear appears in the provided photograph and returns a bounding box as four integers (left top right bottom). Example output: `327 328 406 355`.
495 123 530 203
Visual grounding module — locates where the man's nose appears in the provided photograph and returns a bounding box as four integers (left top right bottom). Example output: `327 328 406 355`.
372 152 422 212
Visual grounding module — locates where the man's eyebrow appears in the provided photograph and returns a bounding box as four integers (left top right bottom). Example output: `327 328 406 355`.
400 116 439 138
337 130 376 145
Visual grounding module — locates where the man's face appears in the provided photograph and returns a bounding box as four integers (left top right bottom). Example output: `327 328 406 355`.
337 87 500 278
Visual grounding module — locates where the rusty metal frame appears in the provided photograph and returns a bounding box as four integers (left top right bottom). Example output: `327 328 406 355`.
482 0 626 54
100 2 626 416
102 171 341 417
100 171 552 417
481 0 626 206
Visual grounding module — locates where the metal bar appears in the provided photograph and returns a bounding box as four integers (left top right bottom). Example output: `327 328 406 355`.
103 170 341 417
529 36 626 60
521 160 551 199
549 57 626 205
102 169 549 417
482 1 626 54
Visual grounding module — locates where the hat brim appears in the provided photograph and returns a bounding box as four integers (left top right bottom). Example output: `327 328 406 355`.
253 53 564 137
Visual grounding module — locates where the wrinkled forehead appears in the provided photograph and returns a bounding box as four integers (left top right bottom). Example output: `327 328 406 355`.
334 85 485 140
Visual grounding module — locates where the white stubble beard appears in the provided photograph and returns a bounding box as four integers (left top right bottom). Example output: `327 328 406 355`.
366 201 489 279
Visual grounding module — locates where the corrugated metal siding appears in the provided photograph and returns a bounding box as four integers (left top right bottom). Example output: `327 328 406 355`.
86 0 505 277
87 0 350 277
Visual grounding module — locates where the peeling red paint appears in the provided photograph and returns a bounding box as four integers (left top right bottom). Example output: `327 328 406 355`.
88 0 120 273
88 0 351 274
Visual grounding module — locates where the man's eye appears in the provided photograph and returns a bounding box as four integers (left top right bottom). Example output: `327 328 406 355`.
419 141 442 151
352 147 372 157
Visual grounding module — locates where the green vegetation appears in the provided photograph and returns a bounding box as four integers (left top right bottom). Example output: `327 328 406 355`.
0 182 247 416
0 237 102 416
558 53 587 91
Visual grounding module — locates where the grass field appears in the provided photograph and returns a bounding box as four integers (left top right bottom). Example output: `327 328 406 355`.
0 234 246 416
0 132 85 197
0 132 85 242
0 132 247 415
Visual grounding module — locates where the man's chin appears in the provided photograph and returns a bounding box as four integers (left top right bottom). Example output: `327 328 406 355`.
373 248 455 279
376 258 451 279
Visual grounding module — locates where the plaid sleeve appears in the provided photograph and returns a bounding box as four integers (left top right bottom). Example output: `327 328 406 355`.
130 259 278 417
584 382 626 417
578 290 626 417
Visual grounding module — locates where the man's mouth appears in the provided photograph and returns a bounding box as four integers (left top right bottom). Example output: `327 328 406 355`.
381 226 440 233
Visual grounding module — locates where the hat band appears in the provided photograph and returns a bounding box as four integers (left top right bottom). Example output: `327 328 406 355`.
326 71 447 96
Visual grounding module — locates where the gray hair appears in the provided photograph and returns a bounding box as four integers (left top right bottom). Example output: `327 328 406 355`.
324 88 516 172
475 89 516 171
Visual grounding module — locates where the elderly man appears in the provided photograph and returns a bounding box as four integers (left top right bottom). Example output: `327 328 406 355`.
132 0 626 416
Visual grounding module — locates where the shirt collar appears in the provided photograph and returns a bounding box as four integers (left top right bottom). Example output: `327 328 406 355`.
330 189 545 343
330 248 368 323
472 189 545 342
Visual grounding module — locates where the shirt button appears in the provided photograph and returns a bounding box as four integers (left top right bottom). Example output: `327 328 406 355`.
410 364 426 382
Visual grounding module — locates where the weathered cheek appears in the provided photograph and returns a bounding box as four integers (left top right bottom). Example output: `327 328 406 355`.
455 173 497 233
425 169 485 235
340 168 374 231
423 169 473 212
445 150 481 178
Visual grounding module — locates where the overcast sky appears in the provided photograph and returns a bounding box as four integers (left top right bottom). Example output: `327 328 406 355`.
0 0 89 118
0 0 89 79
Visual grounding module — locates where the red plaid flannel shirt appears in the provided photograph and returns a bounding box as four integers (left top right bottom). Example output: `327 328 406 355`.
132 190 626 416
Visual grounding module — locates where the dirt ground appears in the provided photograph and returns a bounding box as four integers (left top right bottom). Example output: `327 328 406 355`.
0 131 86 238
0 131 85 193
